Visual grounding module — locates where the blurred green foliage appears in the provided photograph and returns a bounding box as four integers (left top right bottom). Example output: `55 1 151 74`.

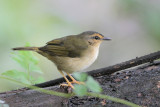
0 0 69 48
73 72 102 96
119 0 160 41
1 43 45 85
0 0 71 92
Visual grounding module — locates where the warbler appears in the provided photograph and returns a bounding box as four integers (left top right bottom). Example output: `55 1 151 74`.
13 31 111 88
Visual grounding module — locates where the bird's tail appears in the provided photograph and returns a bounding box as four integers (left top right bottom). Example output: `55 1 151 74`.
12 47 39 51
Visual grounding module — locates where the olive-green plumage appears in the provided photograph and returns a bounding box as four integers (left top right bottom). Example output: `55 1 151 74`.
39 35 89 57
13 31 111 88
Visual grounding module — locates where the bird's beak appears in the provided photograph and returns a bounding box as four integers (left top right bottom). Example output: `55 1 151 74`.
103 37 111 40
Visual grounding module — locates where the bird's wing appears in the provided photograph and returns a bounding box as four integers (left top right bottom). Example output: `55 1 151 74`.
47 38 63 45
39 36 88 57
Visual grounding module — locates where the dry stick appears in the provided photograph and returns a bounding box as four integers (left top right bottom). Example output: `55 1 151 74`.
35 51 160 88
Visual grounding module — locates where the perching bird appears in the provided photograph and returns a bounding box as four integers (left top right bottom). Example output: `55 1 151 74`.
13 31 111 88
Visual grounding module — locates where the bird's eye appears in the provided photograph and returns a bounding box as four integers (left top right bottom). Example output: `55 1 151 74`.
94 36 100 40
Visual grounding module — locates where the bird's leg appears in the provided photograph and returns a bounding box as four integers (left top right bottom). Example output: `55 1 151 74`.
58 70 74 89
66 73 84 85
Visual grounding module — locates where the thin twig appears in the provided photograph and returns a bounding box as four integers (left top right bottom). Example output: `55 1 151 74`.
87 92 141 107
0 76 72 98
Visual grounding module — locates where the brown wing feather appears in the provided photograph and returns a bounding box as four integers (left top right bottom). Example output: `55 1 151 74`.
39 36 88 57
39 45 69 56
47 38 64 45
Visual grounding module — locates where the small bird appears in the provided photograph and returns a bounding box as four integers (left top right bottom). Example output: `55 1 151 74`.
13 31 111 88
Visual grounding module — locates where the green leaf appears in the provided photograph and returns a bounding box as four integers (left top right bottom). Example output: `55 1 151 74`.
74 84 87 97
33 77 45 84
29 62 43 74
14 51 38 64
73 72 88 82
12 52 28 69
86 76 102 93
6 43 45 85
1 70 32 85
11 43 43 74
19 76 32 85
2 70 27 79
12 43 39 69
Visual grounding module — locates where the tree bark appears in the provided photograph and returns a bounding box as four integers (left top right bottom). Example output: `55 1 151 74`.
1 52 160 107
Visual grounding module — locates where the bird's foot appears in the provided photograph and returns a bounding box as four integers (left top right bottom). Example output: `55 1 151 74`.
60 83 74 89
71 80 85 85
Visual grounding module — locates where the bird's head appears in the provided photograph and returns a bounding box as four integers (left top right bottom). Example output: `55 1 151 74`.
79 31 111 47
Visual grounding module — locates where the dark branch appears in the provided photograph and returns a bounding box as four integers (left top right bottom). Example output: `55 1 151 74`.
35 51 160 88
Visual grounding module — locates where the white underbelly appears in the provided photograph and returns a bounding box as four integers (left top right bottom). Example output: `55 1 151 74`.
51 46 99 74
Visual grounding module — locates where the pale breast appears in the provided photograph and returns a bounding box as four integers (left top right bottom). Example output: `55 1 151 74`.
50 45 100 74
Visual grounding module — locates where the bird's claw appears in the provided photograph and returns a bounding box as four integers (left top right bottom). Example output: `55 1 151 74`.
60 83 74 89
